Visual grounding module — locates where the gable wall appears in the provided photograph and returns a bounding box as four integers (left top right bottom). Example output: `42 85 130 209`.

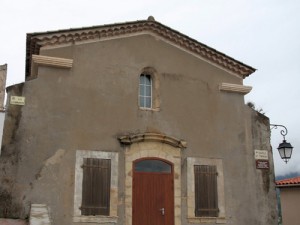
34 34 243 148
0 34 277 225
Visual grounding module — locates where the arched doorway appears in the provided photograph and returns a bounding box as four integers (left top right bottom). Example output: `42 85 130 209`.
119 133 186 225
132 158 174 225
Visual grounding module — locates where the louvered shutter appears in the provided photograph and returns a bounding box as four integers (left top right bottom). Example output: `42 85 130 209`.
81 158 111 216
194 165 219 217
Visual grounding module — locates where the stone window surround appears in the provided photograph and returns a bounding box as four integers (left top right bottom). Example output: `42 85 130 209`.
138 67 160 111
187 157 226 224
73 150 118 224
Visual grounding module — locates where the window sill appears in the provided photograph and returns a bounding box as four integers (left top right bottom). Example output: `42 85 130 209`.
139 107 160 112
188 217 226 224
73 215 118 224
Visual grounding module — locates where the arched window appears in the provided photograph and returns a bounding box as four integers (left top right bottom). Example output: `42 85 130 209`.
134 159 172 173
139 74 152 108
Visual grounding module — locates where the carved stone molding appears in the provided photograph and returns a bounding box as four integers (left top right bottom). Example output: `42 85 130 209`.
31 54 73 77
118 132 187 149
32 54 73 68
219 83 252 95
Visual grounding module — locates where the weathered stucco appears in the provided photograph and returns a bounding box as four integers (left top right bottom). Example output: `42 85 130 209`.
0 24 277 225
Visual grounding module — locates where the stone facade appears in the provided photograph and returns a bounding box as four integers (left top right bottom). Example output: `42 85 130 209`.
0 18 277 225
0 64 7 155
0 64 7 111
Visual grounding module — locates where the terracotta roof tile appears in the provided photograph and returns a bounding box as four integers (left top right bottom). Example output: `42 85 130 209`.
25 18 256 79
276 176 300 186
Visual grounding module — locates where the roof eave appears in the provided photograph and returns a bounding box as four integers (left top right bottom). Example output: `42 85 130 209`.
25 18 256 79
276 184 300 188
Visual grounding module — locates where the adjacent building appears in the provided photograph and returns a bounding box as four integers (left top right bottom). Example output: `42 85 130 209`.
0 17 277 225
276 176 300 225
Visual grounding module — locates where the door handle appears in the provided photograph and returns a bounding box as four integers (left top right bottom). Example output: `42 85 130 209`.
159 208 165 216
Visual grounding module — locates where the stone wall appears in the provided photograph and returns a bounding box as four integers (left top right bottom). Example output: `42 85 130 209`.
0 64 7 111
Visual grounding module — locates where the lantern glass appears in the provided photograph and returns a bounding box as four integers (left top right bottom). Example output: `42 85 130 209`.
277 140 294 163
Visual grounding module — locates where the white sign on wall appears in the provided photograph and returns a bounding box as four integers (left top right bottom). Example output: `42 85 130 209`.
254 150 269 160
10 96 25 105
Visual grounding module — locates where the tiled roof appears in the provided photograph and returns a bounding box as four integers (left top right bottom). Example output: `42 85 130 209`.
25 17 256 79
276 176 300 187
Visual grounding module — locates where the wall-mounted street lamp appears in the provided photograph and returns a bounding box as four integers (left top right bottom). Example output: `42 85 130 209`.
270 124 294 163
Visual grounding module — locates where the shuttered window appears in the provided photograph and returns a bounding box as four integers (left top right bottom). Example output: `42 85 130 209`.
81 158 111 216
194 165 219 217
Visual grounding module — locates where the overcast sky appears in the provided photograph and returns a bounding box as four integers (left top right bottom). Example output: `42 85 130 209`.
1 0 299 177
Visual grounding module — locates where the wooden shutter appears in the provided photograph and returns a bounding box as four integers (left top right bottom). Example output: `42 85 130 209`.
81 158 111 216
194 165 219 217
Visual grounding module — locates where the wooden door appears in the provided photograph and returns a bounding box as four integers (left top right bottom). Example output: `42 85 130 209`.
133 158 174 225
